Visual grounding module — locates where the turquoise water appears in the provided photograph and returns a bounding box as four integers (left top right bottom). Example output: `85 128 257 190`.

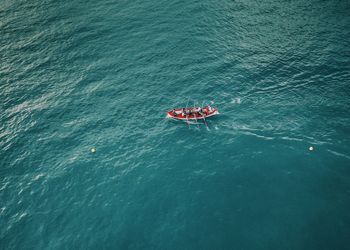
1 0 350 249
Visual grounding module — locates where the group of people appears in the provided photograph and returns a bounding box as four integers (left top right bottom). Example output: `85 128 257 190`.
172 106 213 117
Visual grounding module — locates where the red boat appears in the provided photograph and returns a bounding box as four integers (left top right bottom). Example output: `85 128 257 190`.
166 106 219 121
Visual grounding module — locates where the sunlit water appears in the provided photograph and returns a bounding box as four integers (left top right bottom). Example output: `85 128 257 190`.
1 0 350 249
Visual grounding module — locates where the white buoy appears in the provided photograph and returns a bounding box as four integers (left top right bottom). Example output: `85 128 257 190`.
91 148 96 153
309 146 314 151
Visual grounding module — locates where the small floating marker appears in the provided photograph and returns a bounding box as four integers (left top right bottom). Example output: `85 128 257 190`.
91 148 96 153
309 146 314 151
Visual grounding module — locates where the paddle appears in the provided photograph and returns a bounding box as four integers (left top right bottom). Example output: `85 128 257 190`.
193 101 200 128
200 101 209 130
202 113 209 130
185 98 190 127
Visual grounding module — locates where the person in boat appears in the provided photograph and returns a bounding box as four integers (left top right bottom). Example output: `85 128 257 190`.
195 107 203 116
172 109 177 116
184 108 191 116
183 108 193 119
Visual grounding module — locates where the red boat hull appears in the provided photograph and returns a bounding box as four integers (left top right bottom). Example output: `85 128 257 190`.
166 107 219 120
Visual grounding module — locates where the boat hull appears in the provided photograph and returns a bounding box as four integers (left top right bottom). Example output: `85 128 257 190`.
166 107 219 120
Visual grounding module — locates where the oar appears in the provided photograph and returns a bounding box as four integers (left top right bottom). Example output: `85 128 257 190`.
193 101 200 128
185 98 190 127
202 113 209 130
186 115 190 127
201 100 209 130
193 113 198 127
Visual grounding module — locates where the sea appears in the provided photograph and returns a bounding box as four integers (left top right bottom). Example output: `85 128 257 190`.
1 0 350 249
